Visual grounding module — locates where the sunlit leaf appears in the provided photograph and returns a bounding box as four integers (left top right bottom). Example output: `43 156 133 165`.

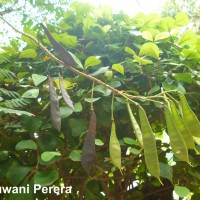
84 56 101 68
19 49 37 59
139 42 159 59
112 64 124 75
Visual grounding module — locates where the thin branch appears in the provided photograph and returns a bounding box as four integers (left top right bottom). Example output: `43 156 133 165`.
0 17 169 105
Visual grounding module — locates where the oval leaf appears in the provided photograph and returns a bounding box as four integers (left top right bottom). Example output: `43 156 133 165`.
41 151 61 162
84 56 101 68
32 74 47 86
19 49 37 59
16 140 37 150
22 89 39 98
139 42 160 59
112 64 124 75
34 169 59 186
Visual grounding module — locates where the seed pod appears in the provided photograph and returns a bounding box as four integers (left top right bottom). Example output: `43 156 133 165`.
41 23 76 67
164 104 189 163
178 92 200 138
139 106 161 183
81 112 96 174
59 75 74 110
126 101 143 148
48 75 61 131
109 121 121 170
169 100 195 150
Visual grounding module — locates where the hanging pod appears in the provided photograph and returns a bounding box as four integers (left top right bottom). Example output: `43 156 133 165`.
139 106 161 183
48 74 61 131
169 100 196 150
126 101 143 148
178 92 200 139
109 120 121 170
59 74 74 110
41 24 77 67
164 103 189 163
81 111 96 174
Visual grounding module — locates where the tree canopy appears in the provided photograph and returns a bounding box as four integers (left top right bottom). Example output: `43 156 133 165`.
0 0 200 199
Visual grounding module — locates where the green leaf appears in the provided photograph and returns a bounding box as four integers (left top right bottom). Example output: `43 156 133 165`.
89 66 110 76
69 52 84 69
0 107 34 116
84 97 101 103
162 78 178 90
112 64 124 75
84 56 101 68
148 85 160 95
74 102 83 112
94 85 112 96
173 73 193 84
154 32 170 41
125 47 136 55
19 49 37 59
95 139 104 146
60 34 77 47
159 162 173 182
142 31 153 41
175 12 189 26
139 42 159 59
6 165 32 185
34 169 59 186
0 151 9 161
123 137 137 145
84 186 101 200
134 55 153 65
22 89 39 98
21 116 42 135
160 17 175 31
174 186 190 198
60 106 73 118
177 30 197 46
16 140 37 150
68 119 88 137
129 148 140 155
32 74 47 86
69 150 81 161
41 151 61 162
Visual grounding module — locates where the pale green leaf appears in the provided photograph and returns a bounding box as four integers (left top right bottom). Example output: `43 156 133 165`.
139 42 159 59
19 49 37 59
84 97 101 103
174 186 190 198
69 150 81 161
95 139 104 146
154 32 170 41
0 107 34 116
112 64 124 75
177 30 197 46
32 74 47 86
41 151 61 162
134 55 153 65
175 12 189 26
125 47 136 55
84 56 101 68
69 52 83 69
22 89 39 98
142 31 153 41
